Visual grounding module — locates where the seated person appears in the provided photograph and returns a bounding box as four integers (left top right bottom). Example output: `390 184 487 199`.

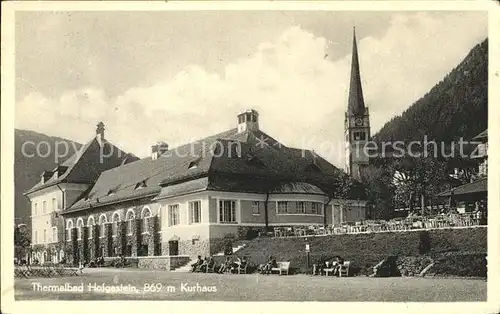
219 257 232 273
199 257 209 272
238 256 248 272
261 256 277 274
205 257 215 272
191 256 204 272
97 256 105 267
333 256 344 276
317 259 329 275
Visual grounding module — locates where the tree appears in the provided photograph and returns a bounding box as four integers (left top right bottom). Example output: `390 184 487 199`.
360 165 396 220
391 156 452 215
14 224 31 260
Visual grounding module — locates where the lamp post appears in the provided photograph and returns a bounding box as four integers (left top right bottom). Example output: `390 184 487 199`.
305 239 310 274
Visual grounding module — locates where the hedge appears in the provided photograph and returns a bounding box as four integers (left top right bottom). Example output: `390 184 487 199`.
235 227 487 275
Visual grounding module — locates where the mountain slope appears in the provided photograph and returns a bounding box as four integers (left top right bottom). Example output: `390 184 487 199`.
14 129 82 227
374 38 488 143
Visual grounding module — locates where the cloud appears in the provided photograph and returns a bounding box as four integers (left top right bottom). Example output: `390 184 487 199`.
15 13 487 168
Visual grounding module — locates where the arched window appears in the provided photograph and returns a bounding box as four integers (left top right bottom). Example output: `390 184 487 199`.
87 216 95 239
99 214 108 238
125 209 135 235
66 219 74 241
112 212 121 236
52 227 58 243
141 206 152 234
76 218 84 240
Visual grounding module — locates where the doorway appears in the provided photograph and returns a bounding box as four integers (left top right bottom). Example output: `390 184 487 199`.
168 240 178 256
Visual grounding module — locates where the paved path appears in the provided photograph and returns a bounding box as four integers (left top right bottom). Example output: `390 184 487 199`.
15 269 487 301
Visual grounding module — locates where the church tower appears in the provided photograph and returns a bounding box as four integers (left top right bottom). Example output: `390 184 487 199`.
345 28 370 180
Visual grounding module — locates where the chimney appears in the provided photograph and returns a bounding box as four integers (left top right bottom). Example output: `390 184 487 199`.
237 109 259 133
96 122 105 146
151 141 169 160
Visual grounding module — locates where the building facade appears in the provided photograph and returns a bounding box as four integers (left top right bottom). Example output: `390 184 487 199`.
25 31 369 267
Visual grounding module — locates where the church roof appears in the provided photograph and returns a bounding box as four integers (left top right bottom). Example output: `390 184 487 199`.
347 28 366 116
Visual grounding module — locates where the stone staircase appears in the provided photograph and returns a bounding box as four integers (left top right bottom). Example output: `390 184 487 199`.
171 241 249 272
172 258 196 272
214 241 248 256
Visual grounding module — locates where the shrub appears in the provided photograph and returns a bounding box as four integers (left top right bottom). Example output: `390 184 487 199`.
427 253 487 278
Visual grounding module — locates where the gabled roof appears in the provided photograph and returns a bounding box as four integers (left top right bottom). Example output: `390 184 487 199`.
437 177 487 197
68 127 347 211
473 129 487 141
24 137 138 195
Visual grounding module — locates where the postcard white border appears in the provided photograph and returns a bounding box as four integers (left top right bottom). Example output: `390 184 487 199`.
1 1 499 314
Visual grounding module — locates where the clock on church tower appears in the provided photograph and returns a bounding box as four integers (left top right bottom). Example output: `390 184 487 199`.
355 117 364 126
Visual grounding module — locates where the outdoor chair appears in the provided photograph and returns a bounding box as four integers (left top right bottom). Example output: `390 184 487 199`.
339 261 351 277
271 261 290 275
237 263 248 274
205 263 216 273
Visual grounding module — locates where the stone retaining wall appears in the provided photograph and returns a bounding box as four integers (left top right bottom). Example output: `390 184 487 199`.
137 255 191 270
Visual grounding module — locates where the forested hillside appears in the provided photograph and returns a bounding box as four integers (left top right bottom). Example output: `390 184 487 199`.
374 39 487 143
14 129 82 227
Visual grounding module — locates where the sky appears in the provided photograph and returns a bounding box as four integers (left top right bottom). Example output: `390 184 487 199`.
14 11 487 168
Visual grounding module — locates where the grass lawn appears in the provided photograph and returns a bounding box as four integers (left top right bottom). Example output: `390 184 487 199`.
15 268 486 302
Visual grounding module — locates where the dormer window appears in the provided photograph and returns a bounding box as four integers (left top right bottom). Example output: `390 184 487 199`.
107 189 115 196
40 171 53 184
246 154 265 167
135 180 147 190
188 157 201 170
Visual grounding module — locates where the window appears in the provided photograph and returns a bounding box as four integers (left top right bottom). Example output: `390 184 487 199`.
219 200 237 223
99 215 107 238
353 131 366 141
77 219 84 240
87 217 95 239
52 227 58 243
66 220 73 241
189 201 201 224
42 201 46 214
277 201 289 214
34 231 38 244
52 197 57 211
311 202 319 214
252 201 260 215
126 210 135 235
141 207 152 233
296 201 305 214
43 229 47 243
34 203 38 216
312 202 323 215
112 213 121 236
168 204 180 227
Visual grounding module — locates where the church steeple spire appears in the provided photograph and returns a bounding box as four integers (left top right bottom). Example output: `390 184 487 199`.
347 27 366 116
344 27 370 180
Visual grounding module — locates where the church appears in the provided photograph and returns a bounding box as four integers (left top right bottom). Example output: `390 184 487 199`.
25 30 371 267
